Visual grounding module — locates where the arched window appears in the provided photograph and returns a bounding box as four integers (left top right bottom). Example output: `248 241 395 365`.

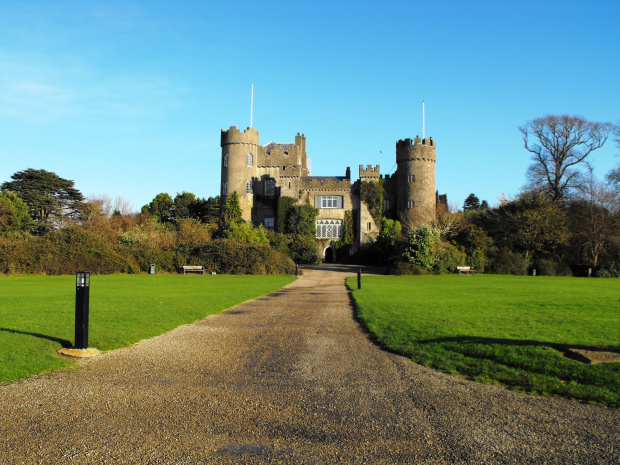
246 181 253 194
247 152 253 166
222 182 227 195
223 153 228 167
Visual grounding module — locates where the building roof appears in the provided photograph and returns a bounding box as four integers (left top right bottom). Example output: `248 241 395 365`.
263 141 295 154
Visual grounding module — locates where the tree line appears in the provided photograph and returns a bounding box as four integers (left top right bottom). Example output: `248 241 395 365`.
0 114 618 276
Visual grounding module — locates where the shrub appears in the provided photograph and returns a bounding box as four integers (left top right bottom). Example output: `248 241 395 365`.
434 242 466 274
390 262 427 275
194 239 295 274
487 250 528 275
532 258 572 277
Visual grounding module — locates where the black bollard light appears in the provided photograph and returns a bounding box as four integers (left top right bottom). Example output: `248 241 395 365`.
357 267 362 290
74 271 90 350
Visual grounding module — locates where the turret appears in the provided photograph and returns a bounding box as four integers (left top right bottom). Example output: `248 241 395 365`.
220 126 260 222
395 136 436 225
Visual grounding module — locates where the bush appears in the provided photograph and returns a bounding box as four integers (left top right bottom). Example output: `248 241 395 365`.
434 242 466 274
390 261 428 275
487 250 528 275
194 239 295 274
532 258 572 277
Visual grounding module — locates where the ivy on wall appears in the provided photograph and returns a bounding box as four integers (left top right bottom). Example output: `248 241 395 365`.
360 180 384 225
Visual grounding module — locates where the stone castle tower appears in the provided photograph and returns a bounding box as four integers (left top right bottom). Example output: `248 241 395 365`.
395 136 436 222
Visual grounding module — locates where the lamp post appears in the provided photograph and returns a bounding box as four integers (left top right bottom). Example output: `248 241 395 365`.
74 271 90 350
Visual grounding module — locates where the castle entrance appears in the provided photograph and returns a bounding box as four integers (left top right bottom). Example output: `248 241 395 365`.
324 247 335 263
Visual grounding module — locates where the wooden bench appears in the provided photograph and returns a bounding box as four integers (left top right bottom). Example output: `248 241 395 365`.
456 266 473 275
182 265 204 275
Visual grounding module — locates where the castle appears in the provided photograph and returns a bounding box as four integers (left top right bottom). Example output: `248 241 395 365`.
220 126 445 261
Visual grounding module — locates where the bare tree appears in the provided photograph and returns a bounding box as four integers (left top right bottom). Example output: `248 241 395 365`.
519 115 613 202
570 168 620 271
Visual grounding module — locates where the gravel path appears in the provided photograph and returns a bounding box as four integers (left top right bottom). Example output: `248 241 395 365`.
1 265 618 464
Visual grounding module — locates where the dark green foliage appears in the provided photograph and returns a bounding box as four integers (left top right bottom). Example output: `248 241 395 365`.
487 250 529 275
268 232 321 265
532 258 572 276
287 234 321 264
478 193 568 260
1 168 84 233
173 192 220 224
453 224 492 273
0 190 32 233
463 193 481 212
142 192 175 223
284 204 318 237
276 196 297 233
360 180 384 225
222 191 242 228
390 262 427 275
434 242 466 274
194 239 295 274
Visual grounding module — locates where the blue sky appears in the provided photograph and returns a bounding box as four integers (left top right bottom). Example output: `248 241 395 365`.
1 0 618 212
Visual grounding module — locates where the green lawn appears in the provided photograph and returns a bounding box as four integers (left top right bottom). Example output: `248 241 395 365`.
348 274 620 407
0 274 296 383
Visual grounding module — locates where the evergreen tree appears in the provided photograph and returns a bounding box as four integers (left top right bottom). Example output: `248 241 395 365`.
463 193 481 212
1 168 84 233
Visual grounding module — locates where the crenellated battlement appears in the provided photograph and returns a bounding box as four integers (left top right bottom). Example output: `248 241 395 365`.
359 164 380 179
396 136 435 150
221 126 260 146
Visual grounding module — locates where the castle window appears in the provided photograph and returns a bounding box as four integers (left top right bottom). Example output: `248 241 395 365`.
264 217 274 229
222 182 228 195
246 181 253 194
316 195 343 209
408 200 415 209
247 153 253 166
408 175 415 182
265 179 275 196
223 154 228 168
383 199 390 211
368 222 372 231
316 219 343 239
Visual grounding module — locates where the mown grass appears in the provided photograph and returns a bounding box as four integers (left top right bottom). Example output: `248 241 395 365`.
0 274 296 383
347 274 620 407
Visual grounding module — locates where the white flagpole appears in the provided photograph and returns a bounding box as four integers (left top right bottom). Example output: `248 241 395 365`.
422 100 425 139
250 84 254 128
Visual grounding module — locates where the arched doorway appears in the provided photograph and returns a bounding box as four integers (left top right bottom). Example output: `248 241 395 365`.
324 247 335 263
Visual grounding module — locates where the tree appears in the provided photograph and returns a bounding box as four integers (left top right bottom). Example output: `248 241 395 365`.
519 115 613 202
173 192 197 219
569 170 620 271
0 190 32 233
479 193 568 260
1 169 84 233
221 191 242 229
463 193 481 212
285 204 317 237
142 193 175 223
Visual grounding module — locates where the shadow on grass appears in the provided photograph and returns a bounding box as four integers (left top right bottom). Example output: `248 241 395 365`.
0 327 72 348
417 336 618 353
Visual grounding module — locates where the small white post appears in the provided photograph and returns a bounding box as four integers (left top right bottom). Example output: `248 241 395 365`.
250 83 254 128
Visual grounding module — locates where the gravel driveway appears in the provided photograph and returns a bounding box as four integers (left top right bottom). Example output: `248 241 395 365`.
1 265 618 464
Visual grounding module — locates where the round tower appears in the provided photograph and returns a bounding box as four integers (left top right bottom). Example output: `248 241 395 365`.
395 136 436 225
220 126 259 222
